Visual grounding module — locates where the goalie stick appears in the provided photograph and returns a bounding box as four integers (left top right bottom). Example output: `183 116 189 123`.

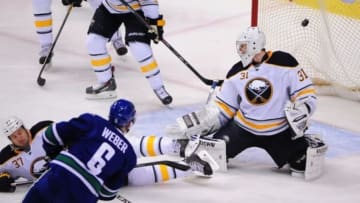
37 4 73 86
118 0 223 87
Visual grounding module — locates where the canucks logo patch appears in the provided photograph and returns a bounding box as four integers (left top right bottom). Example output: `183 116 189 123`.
245 77 272 105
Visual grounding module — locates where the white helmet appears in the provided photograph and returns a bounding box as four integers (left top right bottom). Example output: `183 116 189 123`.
2 116 24 137
236 27 266 67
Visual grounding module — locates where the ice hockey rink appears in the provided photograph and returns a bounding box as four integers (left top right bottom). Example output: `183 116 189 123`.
1 0 360 202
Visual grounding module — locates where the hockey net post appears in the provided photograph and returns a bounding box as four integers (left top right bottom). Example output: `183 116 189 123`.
251 0 360 101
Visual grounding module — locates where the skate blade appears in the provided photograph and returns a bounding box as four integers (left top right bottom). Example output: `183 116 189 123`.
86 91 117 100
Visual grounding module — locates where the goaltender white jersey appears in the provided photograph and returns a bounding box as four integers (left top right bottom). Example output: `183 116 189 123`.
216 51 317 136
102 0 160 18
0 121 52 180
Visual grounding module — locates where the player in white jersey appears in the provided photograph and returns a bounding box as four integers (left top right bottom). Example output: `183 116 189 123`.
0 117 53 192
1 107 214 193
167 27 327 179
85 0 173 105
32 0 127 65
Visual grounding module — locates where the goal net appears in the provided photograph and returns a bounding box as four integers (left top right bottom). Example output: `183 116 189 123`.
252 0 360 101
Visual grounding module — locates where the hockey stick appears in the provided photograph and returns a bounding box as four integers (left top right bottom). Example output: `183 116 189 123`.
118 0 223 86
37 5 73 86
136 160 190 171
206 80 219 104
10 180 34 187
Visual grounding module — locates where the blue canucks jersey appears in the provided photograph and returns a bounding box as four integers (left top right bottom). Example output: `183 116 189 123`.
42 113 137 200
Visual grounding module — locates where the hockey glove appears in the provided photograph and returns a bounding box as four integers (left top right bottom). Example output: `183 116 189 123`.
165 101 222 139
0 173 16 192
284 100 310 140
62 0 82 7
146 15 165 44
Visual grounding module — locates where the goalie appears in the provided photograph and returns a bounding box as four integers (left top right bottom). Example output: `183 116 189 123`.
166 27 327 180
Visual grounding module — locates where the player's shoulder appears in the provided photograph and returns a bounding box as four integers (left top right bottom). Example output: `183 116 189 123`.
0 145 16 165
226 60 249 79
78 113 106 123
30 120 54 139
266 50 299 68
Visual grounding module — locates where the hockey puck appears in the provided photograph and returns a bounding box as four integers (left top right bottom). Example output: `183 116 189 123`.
302 19 309 27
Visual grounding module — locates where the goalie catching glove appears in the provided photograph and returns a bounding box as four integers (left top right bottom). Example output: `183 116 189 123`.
165 101 222 139
284 100 311 140
146 15 165 43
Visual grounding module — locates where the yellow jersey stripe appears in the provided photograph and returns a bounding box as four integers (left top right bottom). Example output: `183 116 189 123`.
141 61 158 73
159 164 170 181
113 3 141 11
34 19 52 28
236 111 286 130
215 101 235 118
146 135 156 156
91 56 112 67
292 88 316 101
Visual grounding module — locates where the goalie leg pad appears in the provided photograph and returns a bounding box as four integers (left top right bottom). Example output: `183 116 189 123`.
304 134 328 180
197 137 227 171
291 134 328 180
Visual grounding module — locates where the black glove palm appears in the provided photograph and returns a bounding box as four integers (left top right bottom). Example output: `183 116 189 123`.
146 15 165 44
62 0 83 7
0 173 16 192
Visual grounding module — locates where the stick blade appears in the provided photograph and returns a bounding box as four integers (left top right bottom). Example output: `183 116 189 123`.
37 77 46 86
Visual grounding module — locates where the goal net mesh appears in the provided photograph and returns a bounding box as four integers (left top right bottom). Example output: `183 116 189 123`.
253 0 360 101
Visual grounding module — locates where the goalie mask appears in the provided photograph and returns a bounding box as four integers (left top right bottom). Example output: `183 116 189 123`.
2 116 24 137
236 27 266 67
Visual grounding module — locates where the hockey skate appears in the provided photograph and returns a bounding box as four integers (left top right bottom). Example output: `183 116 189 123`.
154 86 173 105
38 44 53 64
85 77 117 100
112 38 128 56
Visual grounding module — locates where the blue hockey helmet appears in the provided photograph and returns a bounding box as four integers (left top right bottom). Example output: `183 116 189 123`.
109 99 136 128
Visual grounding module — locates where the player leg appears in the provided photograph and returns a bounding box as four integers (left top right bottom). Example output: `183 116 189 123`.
212 121 255 159
261 129 307 171
287 134 327 180
32 0 53 64
128 151 217 186
85 5 121 99
128 162 192 186
262 129 327 180
301 134 327 180
127 135 188 157
87 0 127 56
123 12 172 105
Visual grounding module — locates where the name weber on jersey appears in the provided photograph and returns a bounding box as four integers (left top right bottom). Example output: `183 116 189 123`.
101 127 128 153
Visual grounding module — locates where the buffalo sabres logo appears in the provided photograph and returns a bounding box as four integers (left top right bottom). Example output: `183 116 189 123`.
245 78 272 105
